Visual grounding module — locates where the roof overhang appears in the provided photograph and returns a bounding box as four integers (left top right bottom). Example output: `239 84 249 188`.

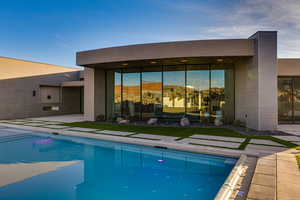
76 39 254 69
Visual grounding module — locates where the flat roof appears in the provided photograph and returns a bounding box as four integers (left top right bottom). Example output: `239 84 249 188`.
76 39 254 67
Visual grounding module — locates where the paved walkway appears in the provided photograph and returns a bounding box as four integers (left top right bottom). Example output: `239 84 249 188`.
277 125 300 136
247 149 300 200
29 114 84 123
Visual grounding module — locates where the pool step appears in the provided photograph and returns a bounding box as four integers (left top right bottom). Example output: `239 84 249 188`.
0 133 35 143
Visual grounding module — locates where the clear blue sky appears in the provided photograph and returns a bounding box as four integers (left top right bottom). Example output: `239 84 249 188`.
1 0 299 68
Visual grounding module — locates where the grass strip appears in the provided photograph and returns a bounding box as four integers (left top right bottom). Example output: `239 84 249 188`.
61 122 298 149
296 155 300 169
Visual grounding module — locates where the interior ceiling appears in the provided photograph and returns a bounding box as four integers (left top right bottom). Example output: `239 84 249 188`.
85 56 250 70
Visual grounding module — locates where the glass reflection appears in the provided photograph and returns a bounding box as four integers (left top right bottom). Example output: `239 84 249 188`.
106 64 234 123
122 70 141 120
278 78 293 123
210 70 225 121
294 78 300 123
186 66 210 120
106 70 121 120
142 70 162 120
163 66 185 118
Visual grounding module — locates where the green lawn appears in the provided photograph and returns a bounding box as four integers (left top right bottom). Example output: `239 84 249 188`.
296 155 300 168
61 122 297 150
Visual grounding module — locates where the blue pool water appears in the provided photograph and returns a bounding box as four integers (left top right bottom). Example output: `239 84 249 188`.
0 129 236 200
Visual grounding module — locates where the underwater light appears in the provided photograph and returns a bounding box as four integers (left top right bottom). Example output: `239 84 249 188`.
157 159 164 163
34 138 53 144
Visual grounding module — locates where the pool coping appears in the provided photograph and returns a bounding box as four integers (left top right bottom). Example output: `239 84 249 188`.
214 154 256 200
0 123 260 158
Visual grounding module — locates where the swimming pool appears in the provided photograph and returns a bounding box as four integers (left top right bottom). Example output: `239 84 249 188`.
0 128 236 200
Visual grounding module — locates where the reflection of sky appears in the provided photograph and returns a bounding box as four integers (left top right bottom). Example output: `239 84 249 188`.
114 70 225 88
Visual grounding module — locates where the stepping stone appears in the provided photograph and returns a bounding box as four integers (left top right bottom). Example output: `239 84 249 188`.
7 121 27 125
249 139 285 147
67 127 96 132
190 134 245 143
43 122 63 125
96 130 134 136
293 141 300 145
24 123 45 127
273 136 300 142
0 132 24 137
178 138 241 148
42 125 69 129
246 144 288 153
131 134 179 141
1 129 32 134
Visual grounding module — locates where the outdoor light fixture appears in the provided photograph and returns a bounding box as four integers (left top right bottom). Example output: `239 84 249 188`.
217 58 224 62
181 59 188 63
121 63 128 66
150 61 157 64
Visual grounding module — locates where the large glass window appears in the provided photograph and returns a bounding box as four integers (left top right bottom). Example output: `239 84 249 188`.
211 69 225 121
106 64 235 123
141 67 162 120
163 66 185 118
186 65 210 120
278 77 294 123
122 69 141 120
106 70 121 120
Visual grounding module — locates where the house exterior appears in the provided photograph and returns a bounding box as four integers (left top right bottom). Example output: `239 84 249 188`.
76 31 300 131
1 31 300 131
0 57 84 119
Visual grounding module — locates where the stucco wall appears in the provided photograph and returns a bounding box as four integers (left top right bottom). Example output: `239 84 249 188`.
235 32 277 131
278 59 300 76
0 57 78 80
0 71 81 120
83 68 106 121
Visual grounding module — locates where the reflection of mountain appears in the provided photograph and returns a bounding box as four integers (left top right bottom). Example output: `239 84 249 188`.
114 82 224 95
113 82 225 118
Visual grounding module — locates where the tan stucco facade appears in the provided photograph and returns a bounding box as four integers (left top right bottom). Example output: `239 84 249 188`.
278 58 300 76
0 57 83 120
0 57 78 80
77 31 283 131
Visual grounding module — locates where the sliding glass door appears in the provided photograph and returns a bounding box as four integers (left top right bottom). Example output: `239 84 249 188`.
106 64 234 123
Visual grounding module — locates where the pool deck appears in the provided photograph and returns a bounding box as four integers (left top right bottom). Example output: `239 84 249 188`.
0 120 299 200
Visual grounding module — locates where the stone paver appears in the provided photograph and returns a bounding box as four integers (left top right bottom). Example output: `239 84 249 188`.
131 133 179 141
190 134 245 143
0 132 24 137
43 121 63 125
7 121 27 125
293 141 300 145
273 136 300 142
178 138 240 148
24 123 45 127
67 127 97 132
97 130 135 136
1 129 32 134
247 155 276 200
41 125 69 129
249 139 284 146
276 149 300 200
245 144 288 153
